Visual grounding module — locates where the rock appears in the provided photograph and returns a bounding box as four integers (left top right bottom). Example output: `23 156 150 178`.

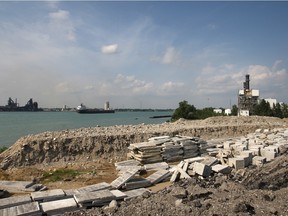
175 199 183 207
170 186 188 199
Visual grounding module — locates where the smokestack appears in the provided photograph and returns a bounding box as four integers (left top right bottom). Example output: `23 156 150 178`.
243 74 250 90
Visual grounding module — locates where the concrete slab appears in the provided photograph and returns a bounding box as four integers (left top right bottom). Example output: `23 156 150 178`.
124 178 151 190
0 195 32 209
111 167 140 189
212 164 231 174
261 150 276 162
73 182 112 194
31 189 66 202
144 162 169 171
74 190 115 207
123 188 151 201
228 157 245 171
110 190 127 200
252 156 266 166
0 202 41 216
193 162 211 177
40 198 78 215
0 181 36 193
184 156 205 163
146 169 171 185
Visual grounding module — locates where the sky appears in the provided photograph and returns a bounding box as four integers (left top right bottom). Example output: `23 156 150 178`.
0 1 288 109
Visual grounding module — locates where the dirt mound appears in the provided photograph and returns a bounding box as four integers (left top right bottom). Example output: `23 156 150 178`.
1 116 286 170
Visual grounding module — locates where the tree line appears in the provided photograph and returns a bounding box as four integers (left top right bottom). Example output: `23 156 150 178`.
171 100 288 122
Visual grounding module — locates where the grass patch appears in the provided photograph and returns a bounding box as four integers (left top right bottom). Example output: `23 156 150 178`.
0 146 8 154
41 169 80 182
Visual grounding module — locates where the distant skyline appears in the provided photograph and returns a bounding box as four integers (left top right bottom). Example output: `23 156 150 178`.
0 1 287 109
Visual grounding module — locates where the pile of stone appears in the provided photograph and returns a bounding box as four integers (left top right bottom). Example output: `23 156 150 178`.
1 128 287 216
128 135 208 163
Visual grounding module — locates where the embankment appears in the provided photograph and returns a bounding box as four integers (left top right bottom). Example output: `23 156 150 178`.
0 116 287 169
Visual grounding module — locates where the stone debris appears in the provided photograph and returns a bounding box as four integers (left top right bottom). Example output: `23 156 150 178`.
1 127 287 215
110 167 140 189
31 189 66 202
0 202 41 216
0 180 44 193
146 169 171 185
0 195 32 210
128 135 207 163
40 198 78 215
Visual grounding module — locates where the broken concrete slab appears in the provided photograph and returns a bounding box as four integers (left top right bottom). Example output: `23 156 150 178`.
0 180 37 193
146 169 171 185
261 150 276 162
0 195 32 209
123 188 151 201
110 190 127 200
40 198 78 215
252 156 267 166
72 182 112 194
31 189 66 202
144 162 169 171
228 157 245 171
201 157 219 167
193 162 211 177
0 202 41 216
211 164 231 174
124 178 151 190
74 190 115 207
110 167 140 189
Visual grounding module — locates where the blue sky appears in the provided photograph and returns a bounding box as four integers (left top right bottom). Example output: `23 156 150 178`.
0 1 287 109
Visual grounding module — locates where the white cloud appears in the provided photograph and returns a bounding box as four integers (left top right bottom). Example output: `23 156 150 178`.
159 81 185 95
48 9 76 42
161 47 179 64
101 44 119 54
49 10 70 20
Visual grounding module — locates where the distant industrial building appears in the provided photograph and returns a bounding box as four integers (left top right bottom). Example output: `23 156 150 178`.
238 74 260 116
264 98 277 108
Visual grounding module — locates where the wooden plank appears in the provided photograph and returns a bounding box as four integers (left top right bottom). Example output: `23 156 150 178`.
110 167 140 189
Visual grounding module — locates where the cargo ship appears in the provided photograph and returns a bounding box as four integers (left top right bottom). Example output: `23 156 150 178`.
0 97 42 112
76 103 115 114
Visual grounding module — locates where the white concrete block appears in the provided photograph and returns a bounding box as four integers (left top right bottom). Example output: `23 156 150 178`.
193 162 211 177
211 164 231 174
252 156 266 166
228 157 245 171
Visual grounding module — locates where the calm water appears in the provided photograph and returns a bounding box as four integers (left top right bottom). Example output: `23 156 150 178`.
0 111 173 147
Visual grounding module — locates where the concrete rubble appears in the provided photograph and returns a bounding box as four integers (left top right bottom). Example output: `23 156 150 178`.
1 127 287 215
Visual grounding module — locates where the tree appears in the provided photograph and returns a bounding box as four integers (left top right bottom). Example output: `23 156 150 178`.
171 100 197 121
272 103 283 118
231 104 238 116
254 99 272 116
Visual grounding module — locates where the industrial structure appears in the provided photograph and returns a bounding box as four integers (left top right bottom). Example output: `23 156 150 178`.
0 97 41 111
238 74 260 116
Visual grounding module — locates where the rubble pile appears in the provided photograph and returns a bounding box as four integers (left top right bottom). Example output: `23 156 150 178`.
1 127 288 216
128 135 210 163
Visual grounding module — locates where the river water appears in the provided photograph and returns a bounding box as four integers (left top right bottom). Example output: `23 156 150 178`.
0 111 173 147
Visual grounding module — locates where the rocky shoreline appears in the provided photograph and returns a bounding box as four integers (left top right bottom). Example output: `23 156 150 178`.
0 116 287 170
